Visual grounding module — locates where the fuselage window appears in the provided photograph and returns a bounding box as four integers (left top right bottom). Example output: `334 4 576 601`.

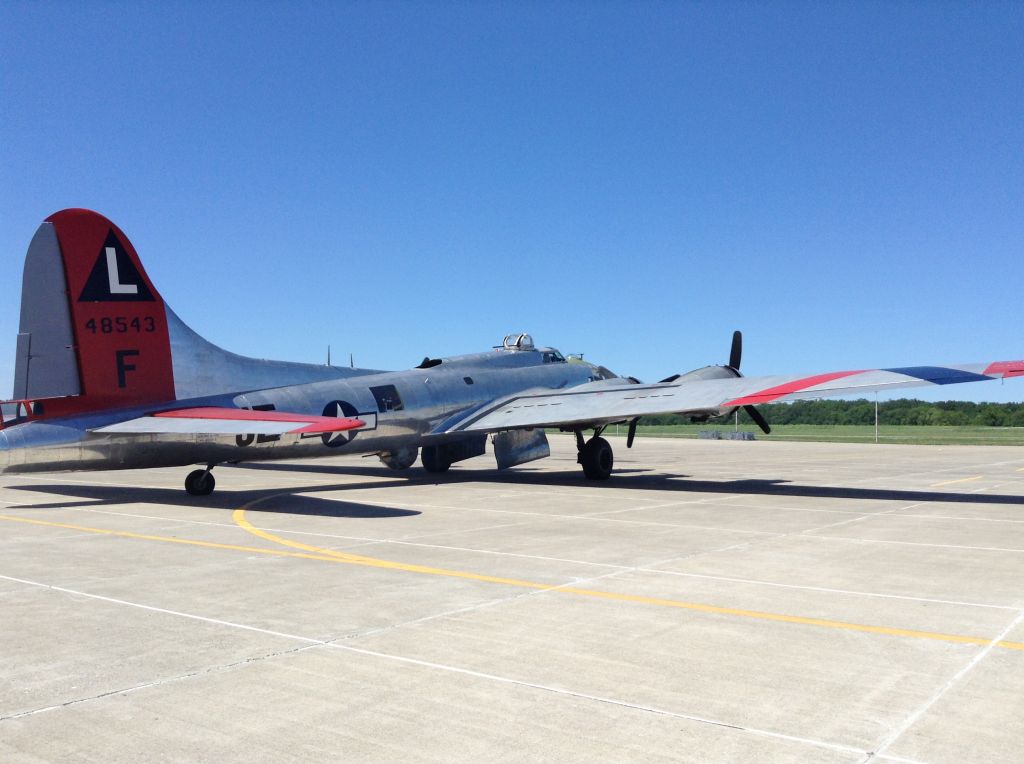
370 384 405 413
464 377 474 385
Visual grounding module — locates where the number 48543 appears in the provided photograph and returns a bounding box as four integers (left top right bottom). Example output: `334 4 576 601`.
84 317 156 334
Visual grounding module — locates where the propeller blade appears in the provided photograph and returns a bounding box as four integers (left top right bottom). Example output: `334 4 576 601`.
744 405 771 435
729 330 742 371
626 418 639 448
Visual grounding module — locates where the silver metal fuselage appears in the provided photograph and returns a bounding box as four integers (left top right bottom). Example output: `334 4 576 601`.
0 349 599 475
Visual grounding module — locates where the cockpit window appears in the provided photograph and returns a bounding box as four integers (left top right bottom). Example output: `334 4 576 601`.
565 354 618 379
542 350 566 364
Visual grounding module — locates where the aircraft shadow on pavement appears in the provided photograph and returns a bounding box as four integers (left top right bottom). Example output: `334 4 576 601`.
237 461 1024 506
5 483 421 519
233 462 652 478
7 464 1020 515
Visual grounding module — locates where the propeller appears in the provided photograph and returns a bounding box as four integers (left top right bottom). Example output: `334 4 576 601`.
725 330 771 435
728 330 742 372
744 405 772 435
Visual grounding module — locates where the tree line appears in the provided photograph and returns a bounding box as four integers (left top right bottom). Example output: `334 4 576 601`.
642 399 1024 427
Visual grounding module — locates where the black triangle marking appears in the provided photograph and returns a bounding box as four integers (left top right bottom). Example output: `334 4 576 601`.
78 230 155 302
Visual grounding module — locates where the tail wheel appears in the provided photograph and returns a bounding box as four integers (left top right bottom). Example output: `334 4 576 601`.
421 445 452 474
579 436 613 480
185 468 215 496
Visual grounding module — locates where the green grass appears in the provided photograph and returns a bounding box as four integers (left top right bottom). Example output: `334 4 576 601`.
598 423 1024 446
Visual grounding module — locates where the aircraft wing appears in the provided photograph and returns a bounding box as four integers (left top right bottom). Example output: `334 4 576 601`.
92 407 364 436
439 361 1024 434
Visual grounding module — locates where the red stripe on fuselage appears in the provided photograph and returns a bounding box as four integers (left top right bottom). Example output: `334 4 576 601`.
983 361 1024 379
153 407 364 433
723 370 864 407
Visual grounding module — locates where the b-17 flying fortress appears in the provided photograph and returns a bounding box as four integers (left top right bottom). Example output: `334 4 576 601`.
2 209 1021 495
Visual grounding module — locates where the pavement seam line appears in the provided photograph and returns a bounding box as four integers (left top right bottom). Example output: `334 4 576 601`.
0 573 867 758
3 510 1022 652
870 605 1024 759
5 507 1021 652
0 573 328 722
2 643 321 722
343 496 776 533
872 754 928 764
806 536 1024 554
637 571 1018 611
325 642 872 758
323 524 784 645
930 475 983 487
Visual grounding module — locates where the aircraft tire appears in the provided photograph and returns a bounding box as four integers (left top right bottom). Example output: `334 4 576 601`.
380 445 418 470
421 445 451 474
185 469 216 496
580 437 613 480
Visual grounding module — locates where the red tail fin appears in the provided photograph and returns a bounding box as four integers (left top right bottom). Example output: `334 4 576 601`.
44 209 175 410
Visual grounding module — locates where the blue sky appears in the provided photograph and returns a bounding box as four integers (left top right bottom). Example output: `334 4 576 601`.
2 1 1022 403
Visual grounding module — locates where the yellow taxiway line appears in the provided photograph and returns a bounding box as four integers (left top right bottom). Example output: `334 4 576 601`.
931 475 983 487
231 508 1024 651
3 510 1023 652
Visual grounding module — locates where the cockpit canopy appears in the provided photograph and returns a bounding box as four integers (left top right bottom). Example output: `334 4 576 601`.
419 332 621 378
500 333 566 365
502 333 534 351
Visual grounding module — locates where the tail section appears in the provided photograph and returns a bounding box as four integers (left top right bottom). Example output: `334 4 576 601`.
9 209 377 422
14 209 175 413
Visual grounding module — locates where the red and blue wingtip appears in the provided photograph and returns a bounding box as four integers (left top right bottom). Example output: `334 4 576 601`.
983 361 1024 379
722 360 1024 408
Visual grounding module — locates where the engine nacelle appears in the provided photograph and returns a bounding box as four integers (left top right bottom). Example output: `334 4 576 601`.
674 365 740 383
671 366 741 421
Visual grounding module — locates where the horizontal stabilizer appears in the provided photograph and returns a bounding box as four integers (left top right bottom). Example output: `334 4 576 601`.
92 407 364 436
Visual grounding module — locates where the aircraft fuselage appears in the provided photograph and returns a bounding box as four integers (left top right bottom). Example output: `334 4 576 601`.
0 349 600 475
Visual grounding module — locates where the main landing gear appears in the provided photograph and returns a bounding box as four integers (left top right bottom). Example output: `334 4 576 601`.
185 465 216 496
420 444 452 474
576 430 613 481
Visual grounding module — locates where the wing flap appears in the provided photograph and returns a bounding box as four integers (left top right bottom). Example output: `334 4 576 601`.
92 406 364 435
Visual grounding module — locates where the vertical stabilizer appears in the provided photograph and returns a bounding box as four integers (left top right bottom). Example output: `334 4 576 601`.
38 209 176 410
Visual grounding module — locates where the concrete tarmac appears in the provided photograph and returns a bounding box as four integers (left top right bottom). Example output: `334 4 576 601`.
1 435 1022 763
